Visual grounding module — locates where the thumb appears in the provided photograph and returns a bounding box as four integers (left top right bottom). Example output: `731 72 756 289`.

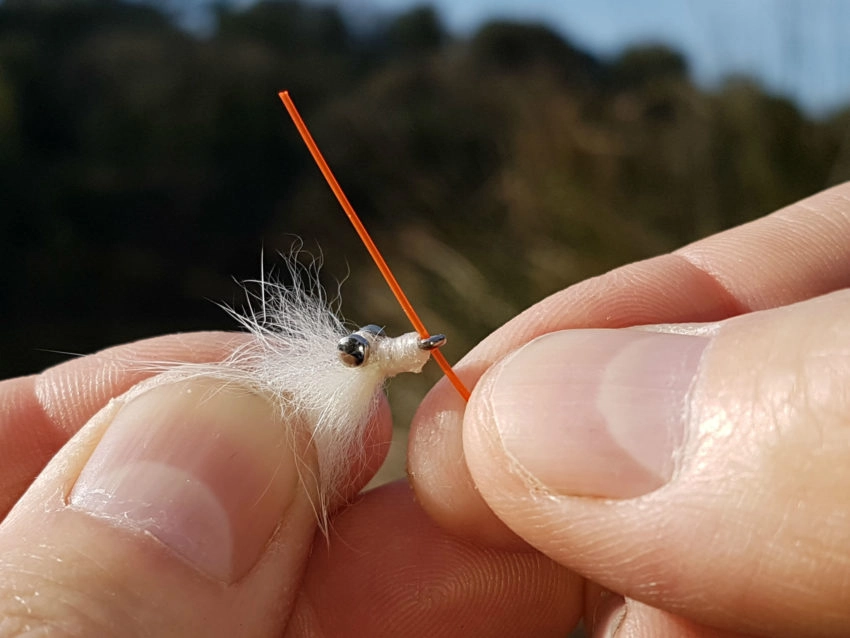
463 289 850 638
0 376 328 637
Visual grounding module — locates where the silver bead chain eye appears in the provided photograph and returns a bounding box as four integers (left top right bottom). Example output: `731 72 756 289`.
337 325 385 367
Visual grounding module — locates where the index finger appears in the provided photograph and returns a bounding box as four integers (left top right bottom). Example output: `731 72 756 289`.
409 181 850 546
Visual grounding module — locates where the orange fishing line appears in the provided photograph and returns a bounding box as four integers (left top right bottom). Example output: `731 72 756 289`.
279 90 470 401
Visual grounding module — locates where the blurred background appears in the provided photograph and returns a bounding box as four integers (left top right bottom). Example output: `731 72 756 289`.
1 0 849 489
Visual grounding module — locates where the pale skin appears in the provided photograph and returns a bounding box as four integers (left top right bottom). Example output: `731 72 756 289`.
1 183 850 637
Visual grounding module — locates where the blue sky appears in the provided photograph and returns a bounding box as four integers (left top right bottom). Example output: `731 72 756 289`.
325 0 850 116
184 0 850 116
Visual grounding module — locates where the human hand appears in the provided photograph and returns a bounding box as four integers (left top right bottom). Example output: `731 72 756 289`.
410 182 850 637
4 184 849 638
0 336 578 636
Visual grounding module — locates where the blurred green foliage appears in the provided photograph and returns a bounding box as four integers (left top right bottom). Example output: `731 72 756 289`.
1 0 848 417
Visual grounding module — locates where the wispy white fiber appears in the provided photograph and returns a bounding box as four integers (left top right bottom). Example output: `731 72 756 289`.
167 253 433 530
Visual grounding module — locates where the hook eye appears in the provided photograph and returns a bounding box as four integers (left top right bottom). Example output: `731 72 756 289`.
337 333 371 367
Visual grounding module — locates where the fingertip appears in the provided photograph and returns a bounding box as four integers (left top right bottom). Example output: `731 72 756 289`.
0 375 70 516
34 331 251 434
408 374 527 550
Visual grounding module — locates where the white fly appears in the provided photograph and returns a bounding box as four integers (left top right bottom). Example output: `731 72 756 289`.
169 254 444 530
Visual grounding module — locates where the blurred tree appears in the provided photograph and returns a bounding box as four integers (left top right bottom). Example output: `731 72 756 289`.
215 0 350 56
470 20 602 86
384 5 445 58
611 44 689 89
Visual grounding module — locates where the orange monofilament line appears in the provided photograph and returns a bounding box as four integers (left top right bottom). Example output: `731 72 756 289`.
279 91 470 401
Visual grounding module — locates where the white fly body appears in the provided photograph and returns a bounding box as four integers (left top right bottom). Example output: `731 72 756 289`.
170 255 437 530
